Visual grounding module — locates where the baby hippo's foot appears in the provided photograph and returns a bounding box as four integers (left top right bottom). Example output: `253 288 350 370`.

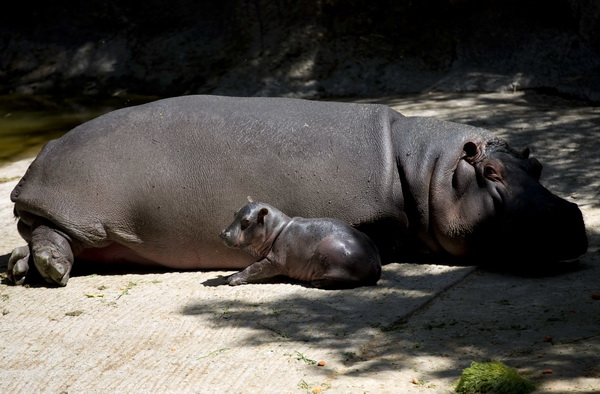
227 272 248 286
7 245 31 285
226 259 283 286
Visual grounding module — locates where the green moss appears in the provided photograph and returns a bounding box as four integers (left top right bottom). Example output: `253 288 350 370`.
455 361 536 394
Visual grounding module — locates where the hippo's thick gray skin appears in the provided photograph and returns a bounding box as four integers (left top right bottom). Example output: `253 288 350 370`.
8 95 587 286
220 201 382 289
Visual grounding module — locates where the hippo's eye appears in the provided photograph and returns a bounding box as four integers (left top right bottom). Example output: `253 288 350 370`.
240 218 250 230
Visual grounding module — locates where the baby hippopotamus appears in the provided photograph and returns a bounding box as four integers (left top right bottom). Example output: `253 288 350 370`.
220 201 382 289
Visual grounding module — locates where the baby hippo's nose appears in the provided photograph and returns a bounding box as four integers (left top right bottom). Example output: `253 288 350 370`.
220 229 229 240
220 228 238 248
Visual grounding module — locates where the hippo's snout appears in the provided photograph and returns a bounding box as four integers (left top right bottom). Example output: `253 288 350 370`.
219 229 230 242
498 196 587 265
530 198 588 263
220 228 237 248
559 201 588 261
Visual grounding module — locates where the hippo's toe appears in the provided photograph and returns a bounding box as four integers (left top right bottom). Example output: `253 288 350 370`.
33 249 71 286
7 245 31 285
29 223 75 287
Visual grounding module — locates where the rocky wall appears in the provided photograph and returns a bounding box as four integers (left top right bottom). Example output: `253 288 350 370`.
1 0 599 101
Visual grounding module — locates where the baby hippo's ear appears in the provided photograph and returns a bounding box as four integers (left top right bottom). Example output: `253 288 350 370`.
257 207 269 225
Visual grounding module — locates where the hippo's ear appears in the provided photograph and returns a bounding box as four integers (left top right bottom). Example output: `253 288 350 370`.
462 141 484 164
521 147 530 159
529 157 543 180
257 207 269 225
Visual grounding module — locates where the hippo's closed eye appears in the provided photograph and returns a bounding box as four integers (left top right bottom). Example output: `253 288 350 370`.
483 159 504 183
241 218 251 230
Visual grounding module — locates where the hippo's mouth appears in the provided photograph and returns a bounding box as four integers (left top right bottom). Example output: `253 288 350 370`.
558 255 585 264
219 230 238 248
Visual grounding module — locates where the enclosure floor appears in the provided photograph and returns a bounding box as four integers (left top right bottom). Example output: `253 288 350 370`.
1 92 598 393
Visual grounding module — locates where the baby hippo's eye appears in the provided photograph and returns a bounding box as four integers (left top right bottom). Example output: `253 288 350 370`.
240 218 251 230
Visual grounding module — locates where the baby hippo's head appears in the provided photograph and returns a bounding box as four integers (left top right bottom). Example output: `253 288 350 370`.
220 201 288 258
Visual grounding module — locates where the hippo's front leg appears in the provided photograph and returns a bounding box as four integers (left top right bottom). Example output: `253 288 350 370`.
227 258 284 286
29 222 75 286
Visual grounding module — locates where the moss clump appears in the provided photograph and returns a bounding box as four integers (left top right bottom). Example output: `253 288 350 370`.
455 361 536 394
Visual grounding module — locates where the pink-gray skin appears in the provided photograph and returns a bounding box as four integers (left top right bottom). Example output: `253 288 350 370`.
220 201 381 289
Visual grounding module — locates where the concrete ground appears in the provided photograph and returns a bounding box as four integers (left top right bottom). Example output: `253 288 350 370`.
1 92 598 393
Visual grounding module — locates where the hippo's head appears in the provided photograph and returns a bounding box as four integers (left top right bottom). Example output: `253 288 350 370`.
430 138 587 266
220 202 266 250
220 201 288 259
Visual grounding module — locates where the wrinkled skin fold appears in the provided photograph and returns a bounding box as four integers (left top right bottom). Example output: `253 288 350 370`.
7 95 588 286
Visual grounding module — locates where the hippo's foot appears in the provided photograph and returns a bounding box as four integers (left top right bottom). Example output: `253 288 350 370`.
29 224 75 286
226 259 283 286
226 272 248 286
7 245 31 285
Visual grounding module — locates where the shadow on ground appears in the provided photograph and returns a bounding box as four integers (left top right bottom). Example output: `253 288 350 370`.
180 250 600 388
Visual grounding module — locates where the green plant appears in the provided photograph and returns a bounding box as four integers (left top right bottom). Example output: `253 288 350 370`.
116 281 137 299
455 361 536 394
294 351 317 365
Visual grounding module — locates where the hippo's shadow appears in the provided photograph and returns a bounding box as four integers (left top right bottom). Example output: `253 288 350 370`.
410 251 589 278
202 273 308 288
0 253 175 287
0 252 314 288
0 251 588 288
476 257 591 278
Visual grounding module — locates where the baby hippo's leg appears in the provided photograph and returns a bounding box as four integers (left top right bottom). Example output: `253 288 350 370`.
310 264 380 289
227 259 284 286
310 237 381 289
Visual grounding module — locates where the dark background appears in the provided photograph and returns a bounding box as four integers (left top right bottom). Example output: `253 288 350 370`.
1 0 599 102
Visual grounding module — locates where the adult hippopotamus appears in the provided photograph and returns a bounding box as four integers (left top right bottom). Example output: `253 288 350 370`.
7 95 587 286
220 201 382 288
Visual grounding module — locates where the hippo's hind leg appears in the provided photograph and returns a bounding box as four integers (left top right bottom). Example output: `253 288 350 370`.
310 239 382 289
310 268 380 290
310 275 369 289
227 258 284 286
28 221 76 286
7 245 31 285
